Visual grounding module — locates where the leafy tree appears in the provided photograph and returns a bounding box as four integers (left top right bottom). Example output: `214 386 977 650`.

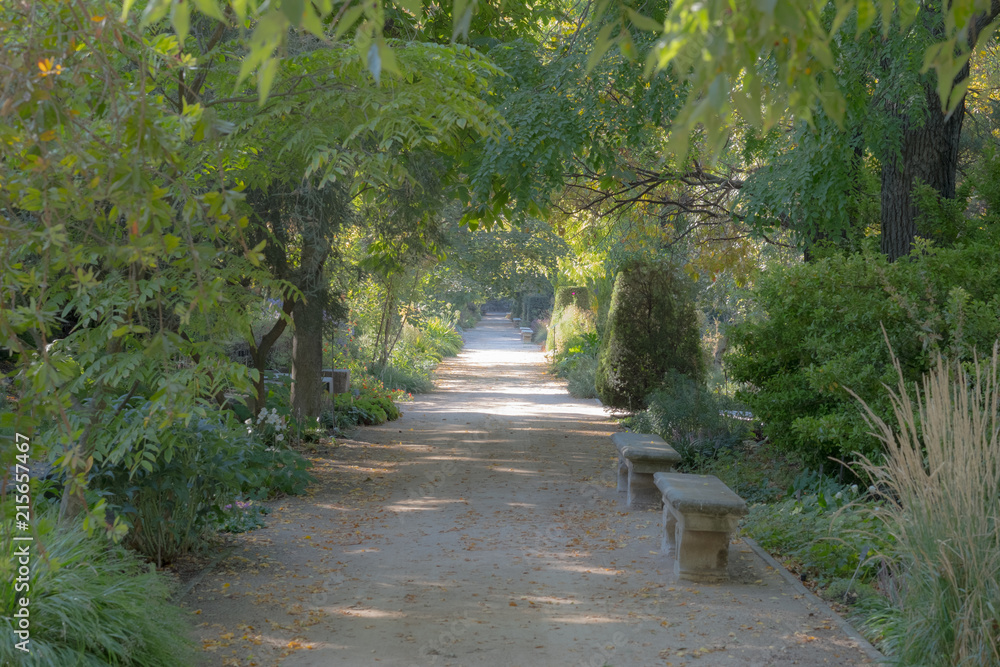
205 33 502 419
639 0 1000 260
0 2 259 522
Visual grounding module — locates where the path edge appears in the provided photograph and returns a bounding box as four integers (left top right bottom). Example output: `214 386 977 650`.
741 537 886 664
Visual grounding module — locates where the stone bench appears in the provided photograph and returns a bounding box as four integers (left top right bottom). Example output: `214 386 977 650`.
653 472 748 582
611 432 682 509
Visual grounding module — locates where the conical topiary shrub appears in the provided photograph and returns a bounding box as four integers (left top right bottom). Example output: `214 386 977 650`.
595 260 703 410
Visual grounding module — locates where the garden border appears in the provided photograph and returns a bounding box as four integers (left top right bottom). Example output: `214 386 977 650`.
742 537 885 664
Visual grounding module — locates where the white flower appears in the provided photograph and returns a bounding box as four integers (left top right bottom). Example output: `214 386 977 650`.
276 434 284 442
258 408 267 418
835 491 843 500
244 419 251 425
868 485 877 494
271 408 278 414
850 484 859 494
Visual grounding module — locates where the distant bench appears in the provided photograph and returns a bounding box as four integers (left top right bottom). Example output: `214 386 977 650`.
611 432 682 509
520 327 533 342
654 472 748 582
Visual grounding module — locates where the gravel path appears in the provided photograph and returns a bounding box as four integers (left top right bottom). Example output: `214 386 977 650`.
182 315 877 666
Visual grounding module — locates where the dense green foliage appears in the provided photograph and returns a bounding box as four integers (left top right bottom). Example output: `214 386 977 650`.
549 287 594 355
90 405 311 565
596 260 703 410
326 383 404 429
743 481 890 589
624 371 751 461
728 240 1000 462
0 515 194 666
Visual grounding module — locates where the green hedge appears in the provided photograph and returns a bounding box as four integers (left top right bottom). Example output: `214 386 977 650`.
595 261 703 410
728 241 1000 462
549 286 594 354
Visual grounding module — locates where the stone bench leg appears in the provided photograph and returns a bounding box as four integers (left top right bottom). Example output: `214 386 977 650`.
674 528 731 583
616 454 628 493
662 504 678 557
667 509 739 582
626 463 661 509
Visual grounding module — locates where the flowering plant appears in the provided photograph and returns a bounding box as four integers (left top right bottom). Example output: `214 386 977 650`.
245 407 288 448
217 499 268 534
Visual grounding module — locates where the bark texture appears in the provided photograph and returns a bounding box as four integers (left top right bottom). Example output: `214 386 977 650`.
290 241 329 422
880 81 964 262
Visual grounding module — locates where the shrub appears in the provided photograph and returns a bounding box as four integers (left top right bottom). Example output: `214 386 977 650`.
596 260 703 410
330 384 403 428
549 287 594 354
421 317 464 357
372 362 434 394
531 319 548 344
742 485 890 587
92 405 311 565
728 240 1000 462
684 439 801 504
216 499 268 534
0 514 195 666
854 351 1000 665
521 293 552 324
624 371 751 460
566 355 599 399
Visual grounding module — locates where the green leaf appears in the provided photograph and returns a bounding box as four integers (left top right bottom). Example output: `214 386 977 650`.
121 0 138 20
587 23 617 73
334 6 365 40
191 0 226 21
281 0 304 25
625 8 663 32
301 1 324 37
367 42 382 84
112 325 150 338
811 40 834 70
453 5 474 42
856 0 876 35
395 0 422 16
257 58 279 105
171 0 191 44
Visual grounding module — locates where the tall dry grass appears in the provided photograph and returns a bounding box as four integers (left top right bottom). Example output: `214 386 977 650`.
854 348 1000 666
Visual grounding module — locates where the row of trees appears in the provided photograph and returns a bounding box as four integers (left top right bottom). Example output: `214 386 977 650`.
5 0 1000 521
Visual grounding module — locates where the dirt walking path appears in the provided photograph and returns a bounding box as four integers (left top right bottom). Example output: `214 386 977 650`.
181 315 878 667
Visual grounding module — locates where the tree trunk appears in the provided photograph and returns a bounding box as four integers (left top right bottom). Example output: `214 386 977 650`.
880 80 964 262
290 242 328 422
247 297 295 415
291 296 324 422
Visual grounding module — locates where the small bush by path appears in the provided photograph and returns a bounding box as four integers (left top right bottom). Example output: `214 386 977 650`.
0 515 194 666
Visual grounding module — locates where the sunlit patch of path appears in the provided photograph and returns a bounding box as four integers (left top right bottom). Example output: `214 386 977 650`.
182 315 877 667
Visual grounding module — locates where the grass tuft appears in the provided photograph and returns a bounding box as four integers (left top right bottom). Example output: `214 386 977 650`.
0 514 194 666
853 348 1000 666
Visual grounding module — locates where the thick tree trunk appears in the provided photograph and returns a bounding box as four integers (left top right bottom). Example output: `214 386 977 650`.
290 241 329 422
291 295 325 422
880 81 964 262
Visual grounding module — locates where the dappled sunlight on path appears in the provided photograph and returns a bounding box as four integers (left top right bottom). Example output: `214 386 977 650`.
181 315 877 667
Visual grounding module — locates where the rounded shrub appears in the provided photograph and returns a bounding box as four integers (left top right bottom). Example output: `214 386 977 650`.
728 240 1000 463
595 260 703 410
